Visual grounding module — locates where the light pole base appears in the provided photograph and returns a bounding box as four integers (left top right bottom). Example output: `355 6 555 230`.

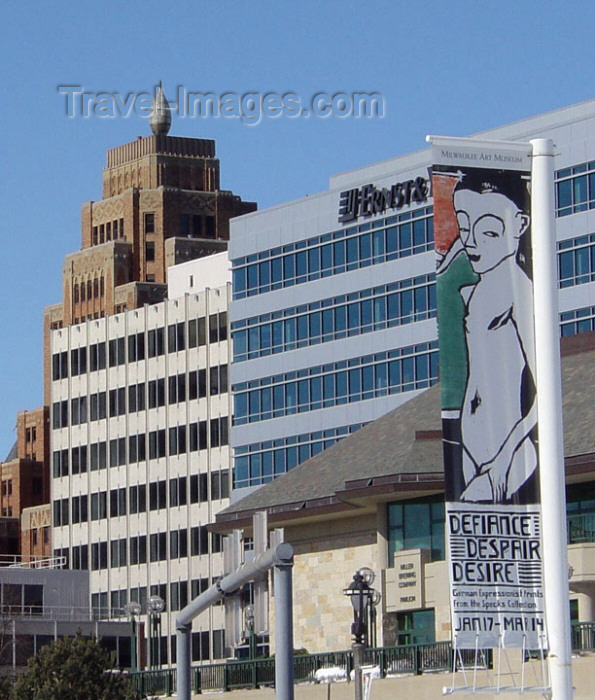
352 642 365 700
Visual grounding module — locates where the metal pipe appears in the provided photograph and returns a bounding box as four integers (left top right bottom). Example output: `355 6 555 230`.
176 542 294 700
274 561 294 700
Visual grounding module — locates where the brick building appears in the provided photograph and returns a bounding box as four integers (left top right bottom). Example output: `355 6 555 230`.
0 408 50 561
43 100 255 405
11 88 256 569
20 504 51 561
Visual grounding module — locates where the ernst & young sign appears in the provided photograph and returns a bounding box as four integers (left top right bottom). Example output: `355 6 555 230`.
338 175 429 223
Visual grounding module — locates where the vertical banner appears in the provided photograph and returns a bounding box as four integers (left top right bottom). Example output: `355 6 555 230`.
429 138 546 650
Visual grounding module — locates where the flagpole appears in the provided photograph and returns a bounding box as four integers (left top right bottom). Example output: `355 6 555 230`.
530 137 573 700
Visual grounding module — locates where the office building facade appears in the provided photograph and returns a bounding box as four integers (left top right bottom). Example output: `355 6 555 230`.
228 100 595 500
50 258 232 665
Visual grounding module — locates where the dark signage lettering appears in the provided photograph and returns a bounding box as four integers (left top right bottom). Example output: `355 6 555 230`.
338 176 429 223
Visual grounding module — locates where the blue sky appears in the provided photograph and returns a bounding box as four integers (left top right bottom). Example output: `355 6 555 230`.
1 0 595 457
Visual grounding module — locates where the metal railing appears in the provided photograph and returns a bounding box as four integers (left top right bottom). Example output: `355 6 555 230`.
0 554 66 569
571 621 595 651
131 626 593 697
0 604 129 622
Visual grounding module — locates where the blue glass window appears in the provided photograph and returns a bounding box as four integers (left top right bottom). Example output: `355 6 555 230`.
232 207 434 299
321 244 333 271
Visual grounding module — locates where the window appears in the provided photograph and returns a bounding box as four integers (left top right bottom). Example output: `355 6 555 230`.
89 342 106 371
52 498 69 527
233 342 438 424
232 276 436 362
148 328 165 357
90 441 107 471
170 529 188 559
209 312 228 343
71 544 88 570
149 430 166 460
109 438 126 467
555 162 595 216
110 538 127 568
24 585 43 615
396 609 436 645
150 532 167 562
128 332 145 362
71 495 88 524
558 235 595 289
146 242 155 262
130 535 147 565
108 338 126 367
52 449 69 478
188 317 206 348
190 474 208 503
91 542 108 570
232 207 434 300
191 525 209 556
168 322 186 353
52 352 68 381
205 215 215 238
144 212 155 234
210 470 229 500
128 384 145 413
169 476 187 507
129 434 146 463
71 445 87 474
387 496 445 566
91 492 107 520
566 482 595 543
70 397 87 426
110 488 127 518
192 631 211 662
180 214 190 236
149 480 167 510
168 374 186 404
560 305 595 337
129 484 147 514
148 378 166 408
109 387 126 416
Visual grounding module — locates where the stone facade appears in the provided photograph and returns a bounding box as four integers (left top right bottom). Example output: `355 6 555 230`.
20 503 51 560
269 514 382 654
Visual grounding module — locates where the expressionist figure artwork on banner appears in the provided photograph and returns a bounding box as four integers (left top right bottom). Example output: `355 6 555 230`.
430 138 546 650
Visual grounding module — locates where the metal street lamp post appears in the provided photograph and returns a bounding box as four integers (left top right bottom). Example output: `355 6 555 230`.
124 602 142 672
343 569 373 700
368 588 381 649
245 603 257 660
147 595 164 669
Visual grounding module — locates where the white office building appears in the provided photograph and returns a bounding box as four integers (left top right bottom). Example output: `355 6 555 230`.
50 254 232 665
228 100 595 501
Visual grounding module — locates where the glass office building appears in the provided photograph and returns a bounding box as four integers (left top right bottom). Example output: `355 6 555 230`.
228 100 595 500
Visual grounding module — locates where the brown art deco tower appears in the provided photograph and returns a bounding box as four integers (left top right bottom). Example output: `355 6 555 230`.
2 86 255 560
43 85 256 405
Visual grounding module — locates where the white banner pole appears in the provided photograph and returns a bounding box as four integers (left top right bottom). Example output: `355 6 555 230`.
530 138 573 699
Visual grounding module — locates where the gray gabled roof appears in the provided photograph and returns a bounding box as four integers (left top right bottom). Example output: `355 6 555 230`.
218 335 595 525
5 441 17 462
